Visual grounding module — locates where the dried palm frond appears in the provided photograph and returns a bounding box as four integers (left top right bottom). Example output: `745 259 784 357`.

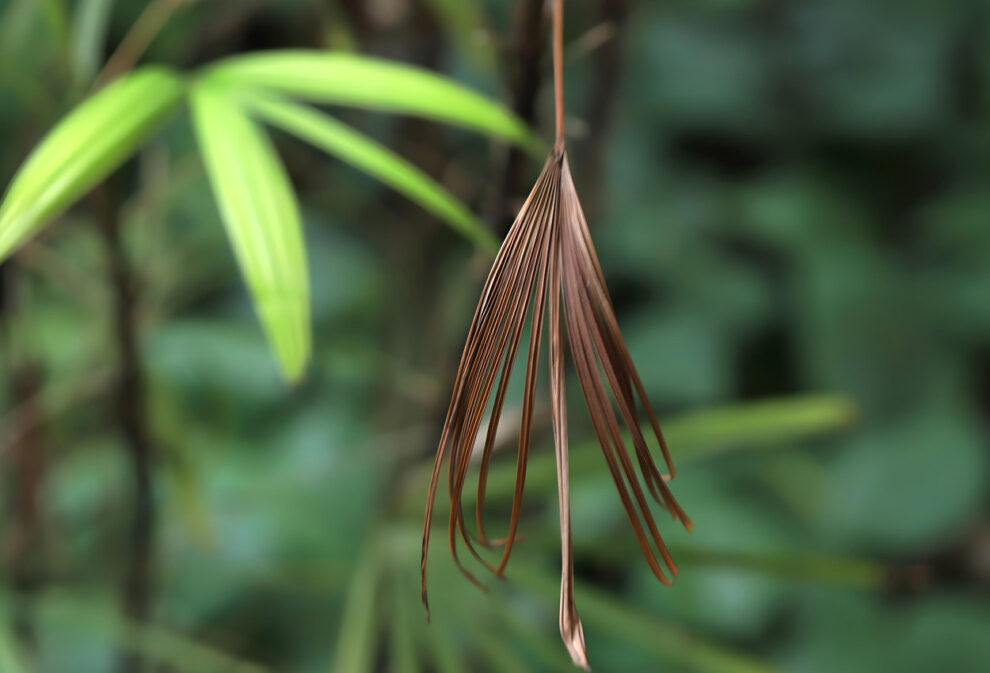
421 1 692 669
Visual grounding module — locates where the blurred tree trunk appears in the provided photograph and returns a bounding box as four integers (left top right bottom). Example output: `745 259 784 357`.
340 0 459 433
1 262 46 662
97 190 157 673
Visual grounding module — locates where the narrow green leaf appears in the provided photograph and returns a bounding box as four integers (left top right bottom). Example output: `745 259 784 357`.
26 591 272 673
0 615 30 673
189 81 311 382
661 394 859 462
331 540 382 673
71 0 116 86
202 50 542 156
245 94 498 253
389 566 422 673
0 67 183 262
561 533 884 588
509 559 783 673
411 394 858 509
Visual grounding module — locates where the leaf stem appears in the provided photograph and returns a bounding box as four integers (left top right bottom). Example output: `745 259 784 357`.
553 0 565 151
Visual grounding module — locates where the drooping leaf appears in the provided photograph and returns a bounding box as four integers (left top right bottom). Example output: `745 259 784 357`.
189 81 310 382
201 50 542 156
244 93 499 253
0 67 183 262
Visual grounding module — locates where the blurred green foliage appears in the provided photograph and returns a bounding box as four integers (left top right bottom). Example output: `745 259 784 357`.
1 1 988 673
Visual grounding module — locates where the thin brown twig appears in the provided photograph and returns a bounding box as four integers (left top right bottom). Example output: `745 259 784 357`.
553 0 565 151
94 0 192 88
0 371 114 459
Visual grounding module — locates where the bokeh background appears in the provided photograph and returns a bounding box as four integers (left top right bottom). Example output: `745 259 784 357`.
1 1 989 672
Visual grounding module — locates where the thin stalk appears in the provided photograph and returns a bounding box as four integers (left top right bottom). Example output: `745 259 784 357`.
94 0 191 88
553 0 565 151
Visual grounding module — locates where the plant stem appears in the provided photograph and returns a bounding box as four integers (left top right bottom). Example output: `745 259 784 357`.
553 0 565 151
94 0 189 87
96 188 156 673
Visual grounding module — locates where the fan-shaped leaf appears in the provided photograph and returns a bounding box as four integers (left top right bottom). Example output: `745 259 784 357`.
189 81 310 382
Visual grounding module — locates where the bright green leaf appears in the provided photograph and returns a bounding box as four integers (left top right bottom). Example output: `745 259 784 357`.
201 50 542 156
189 81 311 382
0 67 184 262
244 93 499 253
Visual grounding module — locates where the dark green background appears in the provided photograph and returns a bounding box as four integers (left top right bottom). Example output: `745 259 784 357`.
1 1 988 672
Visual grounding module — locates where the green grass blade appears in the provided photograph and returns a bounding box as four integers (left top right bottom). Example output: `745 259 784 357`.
27 592 272 673
660 393 859 461
331 540 382 673
189 81 311 382
509 559 783 673
0 67 183 262
388 566 422 673
245 94 498 254
409 394 857 509
71 0 115 86
0 616 30 673
202 50 542 156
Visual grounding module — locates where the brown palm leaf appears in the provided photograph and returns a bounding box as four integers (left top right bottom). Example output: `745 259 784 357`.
421 1 692 669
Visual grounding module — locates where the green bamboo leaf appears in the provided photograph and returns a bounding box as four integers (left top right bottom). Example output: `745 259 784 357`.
202 50 542 156
662 394 859 461
189 81 310 382
244 93 498 253
331 540 382 673
0 616 30 673
27 592 272 673
389 566 422 673
410 394 858 509
509 559 783 673
0 67 183 262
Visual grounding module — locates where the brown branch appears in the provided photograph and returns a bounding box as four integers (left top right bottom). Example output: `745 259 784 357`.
94 0 193 88
95 188 157 673
1 263 46 661
484 0 549 236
